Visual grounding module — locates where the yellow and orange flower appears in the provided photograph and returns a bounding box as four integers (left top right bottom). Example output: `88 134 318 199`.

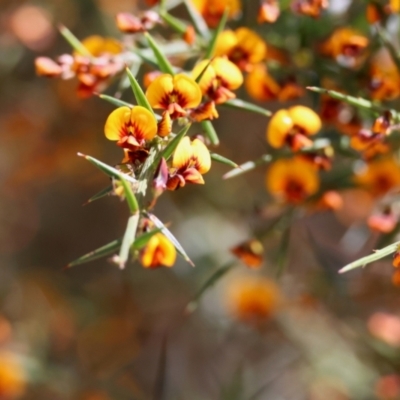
230 239 264 269
367 0 400 23
167 136 211 190
104 106 157 151
370 49 400 101
0 352 26 399
266 157 320 203
146 74 202 119
192 57 243 104
141 233 176 268
245 65 303 102
291 0 329 18
226 276 281 323
191 0 242 28
215 28 267 72
393 250 400 268
258 0 280 23
266 106 321 150
320 27 369 69
355 158 400 197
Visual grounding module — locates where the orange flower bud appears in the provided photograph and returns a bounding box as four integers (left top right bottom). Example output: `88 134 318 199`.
35 57 63 77
291 0 329 18
230 239 264 269
258 0 280 23
116 13 143 33
183 25 196 45
141 233 176 268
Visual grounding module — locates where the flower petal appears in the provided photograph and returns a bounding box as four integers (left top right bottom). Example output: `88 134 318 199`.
266 109 293 148
146 74 174 109
173 74 202 108
288 106 321 135
192 59 216 94
104 106 131 141
141 233 176 268
172 136 193 169
130 106 158 140
215 30 238 57
212 57 243 90
191 138 211 174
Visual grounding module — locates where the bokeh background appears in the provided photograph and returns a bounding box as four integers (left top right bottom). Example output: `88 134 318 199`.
1 0 400 399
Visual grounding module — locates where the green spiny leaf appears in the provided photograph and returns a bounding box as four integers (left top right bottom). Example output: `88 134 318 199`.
98 94 133 109
204 8 228 59
160 124 191 161
118 214 140 269
144 32 175 75
201 120 219 146
58 25 92 57
222 99 272 117
125 67 155 116
210 153 238 168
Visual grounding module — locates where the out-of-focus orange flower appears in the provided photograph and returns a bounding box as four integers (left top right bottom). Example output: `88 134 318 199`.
367 0 400 23
192 57 243 104
104 106 157 152
368 211 397 233
190 0 242 27
368 312 400 346
266 157 320 203
146 74 202 119
143 70 163 89
141 233 176 268
258 0 280 23
227 276 281 323
167 137 211 190
299 145 334 171
320 27 369 69
79 35 122 56
393 270 400 286
370 49 400 101
393 250 400 268
183 25 196 45
316 190 343 210
291 0 329 17
350 129 390 160
215 28 267 72
230 239 264 269
245 65 303 102
189 101 219 122
375 374 400 400
116 11 160 33
266 106 321 150
354 158 400 197
0 352 26 399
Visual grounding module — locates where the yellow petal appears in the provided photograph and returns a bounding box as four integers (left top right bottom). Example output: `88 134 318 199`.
146 74 174 108
215 30 238 57
172 136 193 169
192 59 216 94
130 106 157 140
288 106 321 136
141 234 176 268
212 57 243 90
235 27 267 63
80 36 122 57
104 106 131 141
191 138 211 174
266 109 293 148
173 74 202 108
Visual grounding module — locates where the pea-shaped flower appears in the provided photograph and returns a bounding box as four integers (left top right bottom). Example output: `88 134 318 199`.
141 233 176 269
104 106 158 150
146 74 202 119
266 106 321 151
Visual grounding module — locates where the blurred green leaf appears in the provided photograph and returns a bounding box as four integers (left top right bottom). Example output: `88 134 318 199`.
201 121 219 146
160 11 187 34
144 212 194 266
339 241 400 273
78 153 137 185
222 99 272 117
66 238 122 268
98 94 133 109
204 8 228 59
84 185 113 205
210 153 238 168
118 214 140 269
132 228 163 250
58 25 92 57
125 68 155 116
184 0 211 40
144 32 175 75
223 154 272 179
119 175 139 214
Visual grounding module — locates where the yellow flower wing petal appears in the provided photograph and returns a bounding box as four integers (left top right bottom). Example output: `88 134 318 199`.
146 74 174 108
173 74 202 108
212 58 243 90
235 28 267 63
191 138 211 174
172 136 193 169
80 35 105 56
290 158 319 196
192 60 216 94
215 30 238 57
157 234 176 267
288 106 321 136
130 106 158 140
104 106 131 141
141 235 160 268
102 38 123 55
245 66 280 101
265 159 289 196
266 109 293 148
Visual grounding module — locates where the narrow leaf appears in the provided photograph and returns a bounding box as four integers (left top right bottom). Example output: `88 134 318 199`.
160 11 187 34
223 154 273 179
184 0 211 40
204 8 229 59
98 94 133 108
144 32 175 75
133 228 163 250
222 99 272 117
125 67 155 116
58 25 92 57
119 175 139 214
210 153 238 168
118 214 140 269
144 212 194 266
66 238 122 268
195 59 213 84
185 262 235 314
201 121 219 146
78 153 138 184
160 124 191 161
84 185 113 205
339 241 400 274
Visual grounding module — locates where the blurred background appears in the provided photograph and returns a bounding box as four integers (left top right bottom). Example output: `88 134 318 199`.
1 0 400 399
